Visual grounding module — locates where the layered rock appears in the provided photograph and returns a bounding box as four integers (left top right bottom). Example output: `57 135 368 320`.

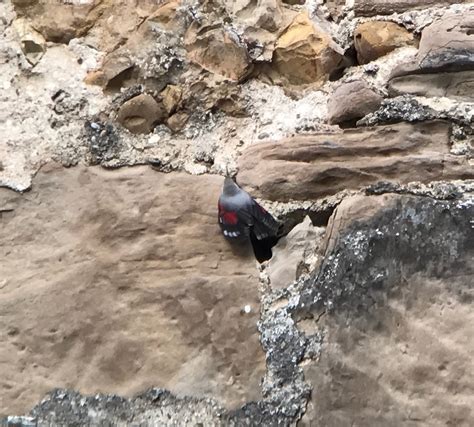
354 21 417 64
298 193 474 426
389 11 474 100
0 165 265 415
353 0 473 16
237 121 473 201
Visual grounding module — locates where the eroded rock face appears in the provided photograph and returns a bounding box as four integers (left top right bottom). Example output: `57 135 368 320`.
389 11 474 100
116 94 166 134
327 80 383 125
237 121 472 201
297 193 474 426
0 165 265 416
354 21 416 64
353 0 473 16
271 12 346 86
184 23 253 82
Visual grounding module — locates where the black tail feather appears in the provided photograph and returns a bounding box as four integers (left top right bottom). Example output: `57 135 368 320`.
250 231 279 263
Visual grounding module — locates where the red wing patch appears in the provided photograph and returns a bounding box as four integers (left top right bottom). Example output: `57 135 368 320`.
218 202 238 225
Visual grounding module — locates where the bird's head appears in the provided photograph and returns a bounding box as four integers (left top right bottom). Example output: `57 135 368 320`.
223 176 240 196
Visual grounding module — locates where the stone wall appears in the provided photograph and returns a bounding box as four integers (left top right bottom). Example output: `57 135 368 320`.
0 0 473 425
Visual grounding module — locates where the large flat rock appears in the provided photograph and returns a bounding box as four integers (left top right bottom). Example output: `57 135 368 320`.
388 11 474 100
0 165 264 416
237 121 472 201
298 193 474 426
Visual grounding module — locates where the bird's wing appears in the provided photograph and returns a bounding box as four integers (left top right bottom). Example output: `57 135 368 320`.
218 200 250 240
248 199 279 240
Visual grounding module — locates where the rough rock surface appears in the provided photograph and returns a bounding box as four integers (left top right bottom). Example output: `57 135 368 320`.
238 121 472 201
298 192 474 426
116 94 166 134
327 80 383 125
354 21 417 64
1 0 474 424
388 11 474 100
266 216 324 290
184 23 253 82
0 166 264 415
353 0 473 16
271 12 346 86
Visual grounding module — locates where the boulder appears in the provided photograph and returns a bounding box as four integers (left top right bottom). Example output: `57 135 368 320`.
237 121 473 201
327 80 383 125
354 21 416 64
272 12 346 86
388 12 474 100
0 166 265 415
117 94 167 134
184 23 252 81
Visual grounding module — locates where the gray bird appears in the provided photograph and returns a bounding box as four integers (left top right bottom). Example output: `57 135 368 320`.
218 177 279 261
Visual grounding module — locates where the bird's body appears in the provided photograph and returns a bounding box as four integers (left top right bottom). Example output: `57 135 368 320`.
218 177 279 261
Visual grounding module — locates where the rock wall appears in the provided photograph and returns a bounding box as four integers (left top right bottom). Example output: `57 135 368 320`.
1 0 473 425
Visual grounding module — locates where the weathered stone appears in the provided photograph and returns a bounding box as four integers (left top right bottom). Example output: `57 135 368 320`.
148 1 181 31
184 23 252 81
272 12 346 86
0 166 265 415
237 121 473 201
354 21 416 64
13 1 100 43
326 0 347 21
84 52 135 90
353 0 473 17
267 216 323 290
12 18 46 66
117 94 166 134
226 0 284 33
167 112 189 132
389 71 474 101
161 85 182 115
328 80 383 125
297 193 474 426
388 12 474 99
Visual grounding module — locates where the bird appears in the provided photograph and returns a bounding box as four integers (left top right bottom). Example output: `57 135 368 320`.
218 176 280 262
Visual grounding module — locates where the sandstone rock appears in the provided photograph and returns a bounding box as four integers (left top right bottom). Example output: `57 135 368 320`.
298 193 474 426
237 121 473 201
272 12 346 86
117 94 166 134
389 71 474 101
84 52 135 90
161 85 182 115
267 216 323 290
227 0 284 33
388 12 474 100
0 166 265 415
167 112 189 132
326 0 347 21
12 18 46 66
354 21 416 64
184 23 252 81
353 0 473 17
327 80 383 125
148 1 181 31
12 1 100 43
